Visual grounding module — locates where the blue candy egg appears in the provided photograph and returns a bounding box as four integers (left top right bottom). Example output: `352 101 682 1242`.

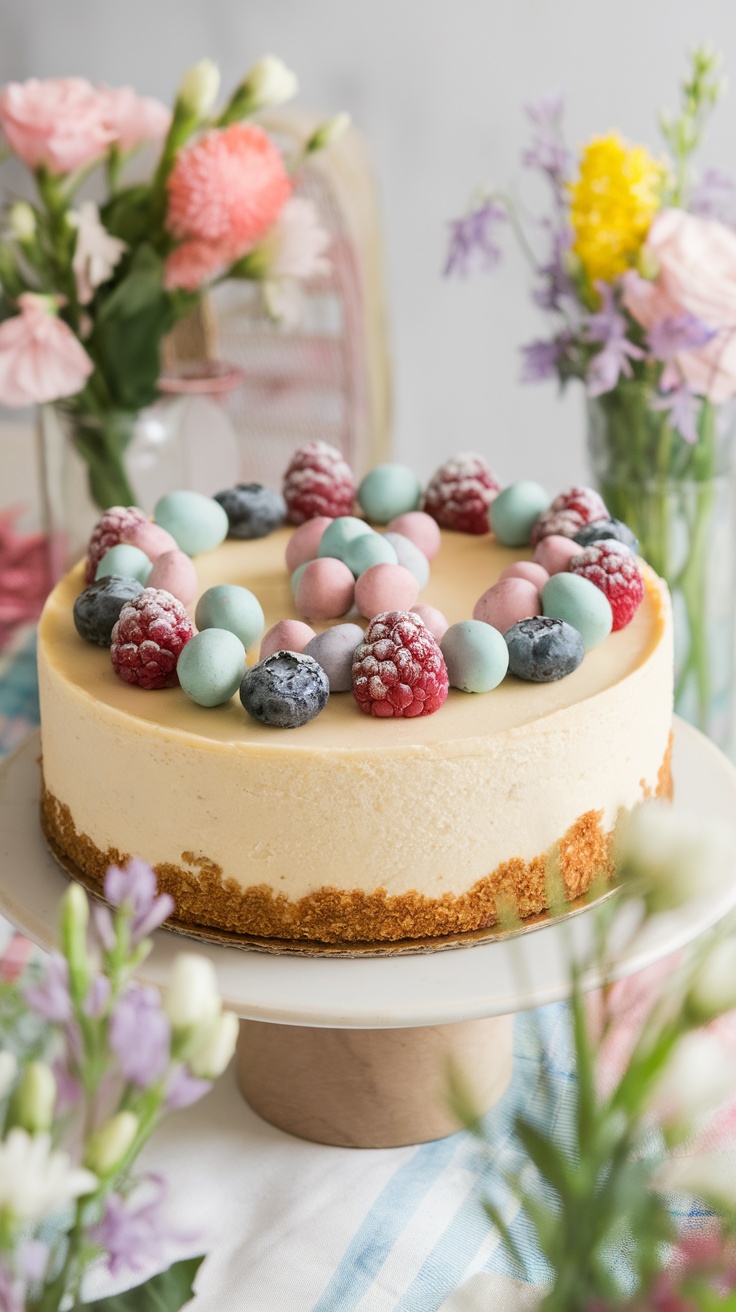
357 464 422 524
488 481 550 547
343 533 398 578
195 584 265 650
382 532 430 589
95 544 152 585
154 491 229 557
440 620 509 693
177 628 246 707
318 516 373 562
542 572 613 651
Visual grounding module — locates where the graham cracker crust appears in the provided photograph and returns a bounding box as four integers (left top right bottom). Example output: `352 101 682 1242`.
40 732 673 945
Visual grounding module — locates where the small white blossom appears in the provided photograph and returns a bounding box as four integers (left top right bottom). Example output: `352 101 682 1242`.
165 953 221 1032
0 1129 97 1222
647 1032 736 1129
617 801 732 912
70 201 127 305
8 201 36 242
308 112 351 153
188 1012 239 1079
178 59 221 118
259 197 330 328
243 55 298 110
0 1051 17 1099
689 936 736 1019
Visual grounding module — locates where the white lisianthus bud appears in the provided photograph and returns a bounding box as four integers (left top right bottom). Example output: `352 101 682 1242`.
61 881 91 1004
188 1012 239 1079
0 1051 17 1100
165 953 222 1032
8 1062 56 1134
8 201 36 243
652 1150 736 1207
178 59 221 118
242 55 298 111
307 112 351 154
0 1130 96 1222
647 1032 736 1130
688 936 736 1020
85 1110 138 1176
616 802 732 913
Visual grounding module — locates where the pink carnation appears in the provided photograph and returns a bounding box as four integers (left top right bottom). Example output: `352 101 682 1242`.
98 86 171 152
165 122 291 258
163 238 232 291
0 294 94 406
0 77 114 174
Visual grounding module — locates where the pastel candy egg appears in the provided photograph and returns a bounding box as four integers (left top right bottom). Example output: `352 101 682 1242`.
386 511 441 560
354 563 419 620
260 619 316 660
343 533 398 578
154 491 229 557
382 533 430 589
318 516 373 563
542 572 613 651
126 518 178 562
285 517 333 572
95 544 152 585
195 584 265 650
177 628 246 707
473 578 540 633
534 534 581 576
412 604 449 640
499 561 549 590
441 620 509 693
488 481 550 547
303 623 365 692
291 562 312 596
148 550 198 605
295 557 355 620
357 464 422 524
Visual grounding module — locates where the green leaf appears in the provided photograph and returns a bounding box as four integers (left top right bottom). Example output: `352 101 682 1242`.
482 1199 527 1280
79 1255 205 1312
96 245 166 324
101 185 156 246
514 1117 574 1201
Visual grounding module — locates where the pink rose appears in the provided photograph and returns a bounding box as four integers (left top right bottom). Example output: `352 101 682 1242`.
623 208 736 403
98 86 171 152
0 294 94 406
0 77 115 174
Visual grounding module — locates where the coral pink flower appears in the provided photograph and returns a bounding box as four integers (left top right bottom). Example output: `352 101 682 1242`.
98 86 171 152
0 77 114 174
163 238 232 291
0 294 93 406
166 123 291 257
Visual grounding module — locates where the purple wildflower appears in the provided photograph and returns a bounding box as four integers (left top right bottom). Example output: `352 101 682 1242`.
648 314 716 360
523 94 571 189
691 167 736 225
109 983 171 1089
52 1056 82 1116
25 954 72 1023
92 903 115 952
17 1240 48 1283
533 223 575 311
87 1176 199 1277
520 337 563 383
586 282 645 397
104 858 174 946
444 201 506 277
164 1063 213 1111
84 972 111 1019
652 382 701 444
0 1266 23 1312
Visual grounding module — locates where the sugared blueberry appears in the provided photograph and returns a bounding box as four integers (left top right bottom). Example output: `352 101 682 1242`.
573 517 639 553
505 616 584 683
214 483 286 539
240 651 329 728
73 575 144 647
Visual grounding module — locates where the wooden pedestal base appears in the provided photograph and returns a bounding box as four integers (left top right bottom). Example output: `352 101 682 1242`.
236 1015 514 1148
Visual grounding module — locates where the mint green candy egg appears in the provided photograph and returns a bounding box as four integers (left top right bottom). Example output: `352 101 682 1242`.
440 620 509 693
343 533 398 577
488 481 550 547
542 573 612 651
357 464 421 524
95 544 152 585
154 491 229 557
195 584 265 650
177 628 246 707
291 561 312 595
318 516 373 562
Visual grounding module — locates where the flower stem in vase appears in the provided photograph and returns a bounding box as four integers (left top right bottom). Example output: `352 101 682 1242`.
67 408 138 510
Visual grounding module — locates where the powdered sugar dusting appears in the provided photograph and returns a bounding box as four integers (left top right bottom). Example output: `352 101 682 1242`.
352 609 449 718
422 453 501 534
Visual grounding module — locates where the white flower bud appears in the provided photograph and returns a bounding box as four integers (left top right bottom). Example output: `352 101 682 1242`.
8 1062 56 1134
688 937 736 1019
85 1110 138 1176
616 802 732 913
308 112 351 154
647 1032 736 1129
0 1051 17 1100
188 1012 239 1079
178 59 221 118
165 953 221 1032
8 201 36 243
242 55 298 111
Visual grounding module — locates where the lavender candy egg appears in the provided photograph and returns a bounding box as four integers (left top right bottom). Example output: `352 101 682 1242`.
441 620 509 693
177 628 246 707
473 577 541 633
382 532 430 589
95 544 152 585
303 623 365 691
148 550 198 605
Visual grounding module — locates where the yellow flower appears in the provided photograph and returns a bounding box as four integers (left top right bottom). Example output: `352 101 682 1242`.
568 133 665 284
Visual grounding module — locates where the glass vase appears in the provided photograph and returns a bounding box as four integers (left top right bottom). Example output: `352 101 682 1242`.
37 363 243 579
587 381 736 751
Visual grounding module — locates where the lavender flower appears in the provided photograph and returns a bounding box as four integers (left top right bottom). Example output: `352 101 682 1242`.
25 954 72 1023
109 984 171 1089
87 1176 198 1277
648 313 715 359
104 858 174 946
652 382 701 444
84 973 111 1020
523 93 571 193
0 1265 23 1312
586 282 645 397
533 223 575 312
164 1064 212 1111
51 1057 82 1117
691 166 736 224
520 337 563 383
443 200 506 277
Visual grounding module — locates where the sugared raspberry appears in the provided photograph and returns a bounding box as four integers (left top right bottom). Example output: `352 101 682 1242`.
352 610 449 718
569 543 644 631
551 485 608 523
85 507 150 584
422 454 501 534
283 441 356 525
531 507 585 547
110 588 194 689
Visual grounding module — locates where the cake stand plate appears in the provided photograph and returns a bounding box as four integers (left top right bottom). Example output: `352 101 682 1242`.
2 721 736 1148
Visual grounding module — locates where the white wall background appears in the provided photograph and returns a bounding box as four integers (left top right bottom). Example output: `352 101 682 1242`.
3 0 736 491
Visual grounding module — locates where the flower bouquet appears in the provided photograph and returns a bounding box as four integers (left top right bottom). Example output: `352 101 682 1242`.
0 59 342 516
447 48 736 744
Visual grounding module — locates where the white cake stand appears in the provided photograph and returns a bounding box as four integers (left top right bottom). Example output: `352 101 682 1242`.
2 722 736 1148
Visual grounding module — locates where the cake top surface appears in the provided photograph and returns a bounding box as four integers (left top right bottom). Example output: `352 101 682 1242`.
39 526 670 755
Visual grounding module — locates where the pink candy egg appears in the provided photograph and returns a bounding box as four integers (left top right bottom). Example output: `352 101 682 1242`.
534 534 580 575
354 563 419 620
285 517 333 573
473 578 540 632
295 557 355 621
126 519 178 562
148 550 198 605
386 511 441 561
260 619 316 660
412 603 449 640
500 561 549 590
